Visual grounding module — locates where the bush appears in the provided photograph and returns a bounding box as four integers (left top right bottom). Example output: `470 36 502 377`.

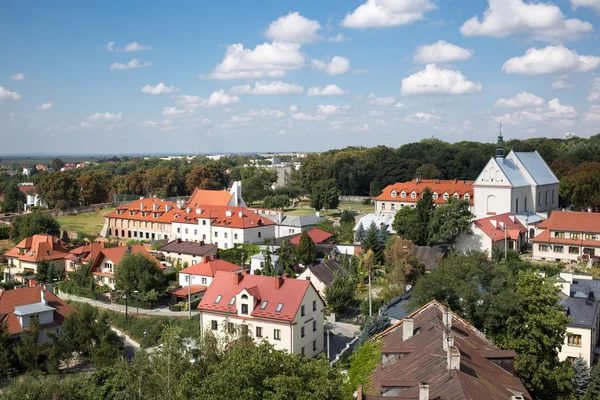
0 225 11 240
170 303 184 312
184 297 202 311
58 280 96 299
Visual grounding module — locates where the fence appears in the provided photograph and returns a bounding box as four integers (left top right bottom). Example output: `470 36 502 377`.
339 195 371 203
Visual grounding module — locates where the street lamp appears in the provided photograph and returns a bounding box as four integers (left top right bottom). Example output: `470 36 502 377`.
134 290 139 315
53 278 58 294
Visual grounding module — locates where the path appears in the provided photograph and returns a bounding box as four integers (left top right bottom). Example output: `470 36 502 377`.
111 326 141 360
58 292 196 317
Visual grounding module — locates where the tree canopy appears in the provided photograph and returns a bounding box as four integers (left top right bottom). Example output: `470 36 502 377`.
10 212 61 242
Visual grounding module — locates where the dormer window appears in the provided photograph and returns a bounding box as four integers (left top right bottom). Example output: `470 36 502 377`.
260 301 268 310
411 191 417 199
432 193 439 200
401 191 406 198
275 303 283 312
391 191 397 198
129 211 134 216
464 194 470 201
241 294 248 299
443 193 449 200
29 251 35 257
453 193 459 199
214 295 222 304
241 304 248 315
153 213 158 218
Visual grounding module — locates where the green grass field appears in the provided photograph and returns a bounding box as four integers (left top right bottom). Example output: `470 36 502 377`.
283 201 374 217
57 207 115 236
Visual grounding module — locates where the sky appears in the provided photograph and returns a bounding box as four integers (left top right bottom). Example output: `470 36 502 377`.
1 0 600 155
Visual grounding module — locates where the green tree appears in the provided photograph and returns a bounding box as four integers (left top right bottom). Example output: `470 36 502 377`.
356 313 391 347
277 240 297 272
391 207 420 244
427 198 474 245
144 165 178 197
311 179 340 214
1 181 26 212
560 162 600 211
355 222 365 244
262 195 291 210
295 230 317 266
185 162 229 193
261 251 275 276
16 315 41 372
0 323 13 379
36 259 56 284
415 163 442 179
588 362 600 399
77 171 111 205
344 340 382 398
38 171 80 209
363 222 382 263
10 212 61 241
51 158 65 171
572 356 590 398
324 271 358 315
239 167 277 205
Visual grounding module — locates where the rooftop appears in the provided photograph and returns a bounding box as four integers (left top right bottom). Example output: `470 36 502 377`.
536 210 600 234
158 239 218 257
187 187 234 208
289 228 333 245
473 213 527 242
179 258 242 277
5 234 70 262
14 302 56 316
374 179 474 205
303 259 348 287
173 205 275 229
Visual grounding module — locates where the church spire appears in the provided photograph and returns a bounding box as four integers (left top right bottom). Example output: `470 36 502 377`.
496 123 505 159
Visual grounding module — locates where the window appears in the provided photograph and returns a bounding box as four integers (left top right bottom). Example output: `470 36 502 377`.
464 194 470 201
539 245 549 252
301 326 305 337
214 232 218 237
177 228 180 233
301 305 305 317
568 334 582 347
203 234 206 240
572 233 581 239
258 232 262 238
453 193 459 199
411 191 417 199
227 322 235 334
585 234 597 240
443 193 449 200
301 347 305 356
241 324 249 335
569 247 579 254
234 233 238 240
313 320 317 332
241 294 248 299
391 203 395 211
432 193 438 200
275 303 283 312
214 295 222 304
554 246 564 253
201 277 207 285
224 232 228 238
224 243 228 249
313 340 317 351
241 304 248 315
312 300 317 311
185 229 188 234
381 203 386 211
274 329 281 340
554 232 565 238
194 229 197 235
256 326 262 337
211 320 218 331
260 301 268 310
228 297 235 305
202 220 206 225
391 190 397 198
401 191 406 198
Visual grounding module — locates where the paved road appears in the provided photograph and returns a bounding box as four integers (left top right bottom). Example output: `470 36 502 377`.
58 293 196 317
325 320 361 362
111 326 141 360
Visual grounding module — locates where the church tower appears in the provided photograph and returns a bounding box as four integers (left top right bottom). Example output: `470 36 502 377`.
495 124 505 159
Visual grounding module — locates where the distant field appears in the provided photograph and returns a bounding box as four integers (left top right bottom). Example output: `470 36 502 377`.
284 201 374 217
57 207 115 236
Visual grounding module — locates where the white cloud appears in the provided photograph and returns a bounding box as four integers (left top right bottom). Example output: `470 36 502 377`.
494 91 545 108
81 121 92 129
208 42 305 80
341 0 437 28
367 93 396 105
289 105 298 113
588 78 600 102
105 42 115 51
502 46 600 75
308 84 348 96
173 90 240 108
585 104 600 122
460 0 593 43
229 81 303 95
552 80 573 89
292 112 325 121
230 109 285 123
36 103 53 111
162 107 193 118
143 120 158 127
352 124 371 131
141 83 179 95
401 64 482 95
369 110 384 117
86 112 123 122
413 41 473 63
547 98 577 118
328 34 349 42
572 0 600 14
258 109 285 118
494 98 577 125
405 112 442 123
110 59 152 71
11 73 25 81
265 12 322 44
0 87 20 100
311 56 350 75
124 41 152 52
394 102 405 108
317 105 342 116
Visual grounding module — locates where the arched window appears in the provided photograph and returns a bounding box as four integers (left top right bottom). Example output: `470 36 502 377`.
483 170 489 181
121 230 125 237
391 191 397 198
453 193 459 199
464 194 470 201
411 191 417 199
401 191 406 198
443 192 449 200
432 193 439 200
495 170 502 182
487 195 496 215
529 228 535 239
490 167 495 182
515 198 519 213
241 294 248 299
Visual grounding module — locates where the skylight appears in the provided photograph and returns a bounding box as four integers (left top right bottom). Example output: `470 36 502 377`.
228 297 235 305
214 295 222 304
260 301 268 310
275 303 283 312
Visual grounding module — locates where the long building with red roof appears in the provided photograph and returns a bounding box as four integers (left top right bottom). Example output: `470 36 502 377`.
198 270 325 357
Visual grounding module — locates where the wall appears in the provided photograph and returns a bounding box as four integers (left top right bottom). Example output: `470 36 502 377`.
559 326 594 367
455 226 492 257
178 272 213 287
473 186 512 219
290 284 324 357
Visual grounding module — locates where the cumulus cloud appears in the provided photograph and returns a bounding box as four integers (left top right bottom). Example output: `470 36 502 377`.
401 64 482 95
230 109 285 123
36 103 53 111
265 12 322 43
85 112 123 124
502 46 600 75
572 0 600 14
394 102 405 108
552 80 573 89
289 105 298 113
208 42 305 80
173 90 240 108
141 83 179 95
316 105 342 116
367 93 396 105
229 81 303 95
341 0 437 28
311 56 350 75
494 98 577 125
105 42 115 51
307 84 348 96
405 112 442 123
292 112 325 121
162 107 193 118
494 92 545 108
413 41 473 63
124 41 152 52
0 87 20 100
11 73 25 81
588 78 600 102
110 59 152 70
585 104 600 122
460 0 593 43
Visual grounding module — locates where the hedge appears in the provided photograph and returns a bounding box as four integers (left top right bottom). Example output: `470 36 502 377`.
0 225 10 240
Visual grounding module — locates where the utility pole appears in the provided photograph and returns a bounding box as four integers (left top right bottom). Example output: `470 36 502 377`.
188 272 192 319
368 268 372 317
504 223 508 264
326 329 330 360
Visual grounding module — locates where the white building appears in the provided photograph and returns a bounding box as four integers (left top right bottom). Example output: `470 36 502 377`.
250 253 281 275
199 270 325 357
19 183 44 211
157 239 218 267
178 257 242 287
297 259 349 298
90 244 161 289
455 213 527 258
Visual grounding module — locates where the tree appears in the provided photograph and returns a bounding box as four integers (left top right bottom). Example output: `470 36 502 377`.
427 198 474 245
16 315 41 372
295 230 316 266
363 222 382 263
77 171 111 205
0 323 13 379
588 362 600 399
572 357 589 398
355 222 365 244
38 171 80 209
560 162 600 211
391 207 420 244
311 179 340 214
262 195 291 210
36 259 56 284
413 187 435 245
344 340 382 398
356 313 391 347
185 162 229 193
415 163 442 179
261 251 275 276
277 240 297 272
51 158 65 171
1 181 26 212
10 212 61 242
144 166 177 197
378 225 389 248
240 167 277 205
324 271 358 315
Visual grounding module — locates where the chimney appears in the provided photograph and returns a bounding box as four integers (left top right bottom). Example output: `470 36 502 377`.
419 383 429 400
403 318 414 341
276 275 285 289
447 346 460 371
355 385 363 400
234 271 243 284
226 210 234 217
277 212 283 224
443 310 452 330
41 290 47 305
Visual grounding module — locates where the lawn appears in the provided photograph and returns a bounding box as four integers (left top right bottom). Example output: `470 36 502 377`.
283 201 374 218
57 207 115 236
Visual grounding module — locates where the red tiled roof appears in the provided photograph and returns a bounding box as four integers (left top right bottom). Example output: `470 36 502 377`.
374 179 474 205
531 229 600 247
4 234 70 262
91 244 161 271
173 205 275 230
473 213 526 241
199 271 316 322
105 198 180 223
179 259 242 277
168 285 208 298
0 286 75 336
290 228 333 245
19 185 36 195
537 210 600 234
68 242 105 262
187 187 233 208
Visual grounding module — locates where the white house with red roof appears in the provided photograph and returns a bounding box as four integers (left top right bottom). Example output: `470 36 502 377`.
455 212 527 258
178 256 242 287
198 270 325 357
187 181 246 209
65 242 106 273
90 244 161 288
4 234 70 281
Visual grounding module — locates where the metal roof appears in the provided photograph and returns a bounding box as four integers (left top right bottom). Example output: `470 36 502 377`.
279 214 323 227
13 302 56 316
354 213 396 234
513 151 559 186
495 157 530 187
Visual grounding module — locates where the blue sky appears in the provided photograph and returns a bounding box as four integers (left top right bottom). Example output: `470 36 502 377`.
1 0 600 155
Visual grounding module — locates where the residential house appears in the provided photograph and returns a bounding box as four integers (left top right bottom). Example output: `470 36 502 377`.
374 178 475 216
353 213 396 243
556 272 600 367
19 183 45 211
0 286 75 342
35 164 48 172
410 246 447 273
250 253 281 275
90 244 161 289
289 228 332 245
297 259 349 298
65 242 105 273
473 134 559 219
22 166 31 176
531 211 600 263
187 181 246 208
158 239 218 267
357 300 531 399
198 271 325 357
178 257 242 287
455 212 527 258
4 234 69 281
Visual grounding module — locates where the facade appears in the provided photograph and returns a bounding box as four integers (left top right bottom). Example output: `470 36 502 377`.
4 234 69 280
374 178 474 216
473 136 559 219
252 209 323 239
531 211 600 263
158 239 218 267
455 212 527 258
556 272 600 367
297 259 349 298
65 242 106 273
198 271 325 357
358 300 531 399
19 183 44 211
250 253 281 275
90 244 161 289
178 257 242 287
0 286 75 342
